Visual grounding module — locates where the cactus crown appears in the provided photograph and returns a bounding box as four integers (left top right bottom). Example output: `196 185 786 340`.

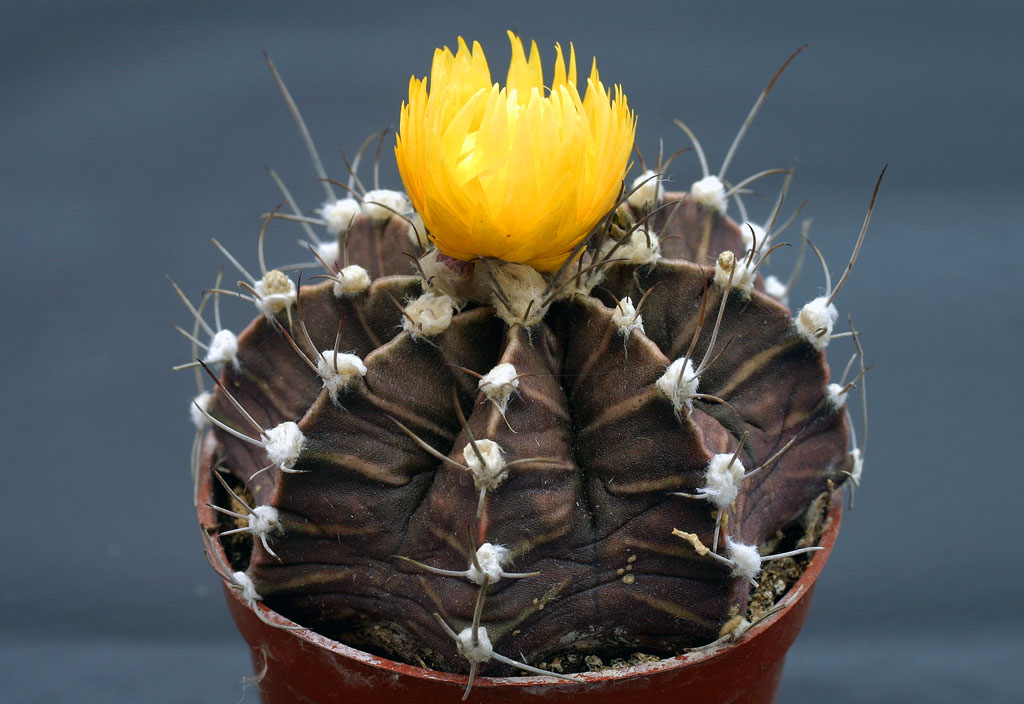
181 36 873 689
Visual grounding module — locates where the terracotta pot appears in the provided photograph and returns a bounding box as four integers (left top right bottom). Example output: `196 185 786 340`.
198 468 842 704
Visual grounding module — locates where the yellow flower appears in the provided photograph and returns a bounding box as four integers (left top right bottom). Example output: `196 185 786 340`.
395 32 636 272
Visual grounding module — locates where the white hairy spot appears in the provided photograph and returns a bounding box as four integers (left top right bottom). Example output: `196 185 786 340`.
478 363 519 415
700 453 747 509
691 175 728 213
190 391 214 429
320 197 361 236
403 292 455 337
714 250 755 295
484 261 549 327
627 169 664 210
362 189 409 223
764 275 788 306
616 227 661 265
317 351 367 401
726 538 762 580
315 240 340 269
467 543 510 585
232 571 260 605
248 505 281 538
612 296 645 338
463 439 506 491
262 421 304 471
657 357 699 414
826 382 847 410
332 264 371 297
795 296 839 350
849 448 864 484
204 329 239 368
253 270 297 317
456 626 494 664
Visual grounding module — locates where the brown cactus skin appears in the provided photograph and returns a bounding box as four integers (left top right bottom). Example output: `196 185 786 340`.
200 192 852 675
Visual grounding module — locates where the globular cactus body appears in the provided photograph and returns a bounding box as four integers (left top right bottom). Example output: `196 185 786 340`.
186 35 866 681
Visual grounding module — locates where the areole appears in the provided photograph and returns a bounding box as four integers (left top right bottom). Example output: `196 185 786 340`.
198 462 843 704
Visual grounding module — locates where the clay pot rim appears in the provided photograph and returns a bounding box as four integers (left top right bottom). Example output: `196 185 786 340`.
200 471 841 691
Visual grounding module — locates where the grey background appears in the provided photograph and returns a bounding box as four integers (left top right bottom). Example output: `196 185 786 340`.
2 0 1022 701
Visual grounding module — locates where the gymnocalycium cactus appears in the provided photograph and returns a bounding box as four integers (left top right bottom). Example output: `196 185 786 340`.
179 34 875 689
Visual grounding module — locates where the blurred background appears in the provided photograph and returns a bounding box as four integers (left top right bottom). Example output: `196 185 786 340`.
2 1 1021 701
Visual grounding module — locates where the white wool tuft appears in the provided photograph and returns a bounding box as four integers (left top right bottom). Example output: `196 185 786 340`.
406 211 428 249
740 222 766 253
726 538 762 580
248 505 281 537
612 296 645 338
403 292 455 337
627 169 664 210
795 296 839 350
714 250 755 295
319 198 361 236
232 571 260 604
849 448 864 484
332 264 371 297
656 357 699 414
691 175 728 214
463 439 506 491
484 261 550 327
204 329 239 368
764 275 788 306
262 421 304 470
467 543 510 585
826 382 848 410
362 189 409 223
456 626 494 664
190 391 214 429
317 351 367 401
478 363 519 415
316 240 340 269
253 270 297 317
699 453 746 508
615 227 661 265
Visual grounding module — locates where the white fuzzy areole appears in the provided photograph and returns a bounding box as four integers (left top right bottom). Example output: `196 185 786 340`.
691 175 728 213
406 211 428 249
764 275 788 306
726 538 762 580
190 391 214 429
362 189 409 223
612 296 645 337
316 240 340 269
463 439 506 491
478 363 519 415
467 543 510 585
485 261 550 327
403 292 455 337
332 264 371 297
656 357 699 414
826 382 848 410
204 329 239 368
232 571 260 604
849 448 864 484
254 270 297 317
262 421 304 470
627 169 664 210
457 626 494 664
317 350 367 401
700 453 747 508
795 296 839 350
320 197 361 236
714 250 755 295
248 505 281 537
616 227 661 265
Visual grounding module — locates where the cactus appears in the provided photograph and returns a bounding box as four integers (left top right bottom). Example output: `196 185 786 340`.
180 35 874 688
